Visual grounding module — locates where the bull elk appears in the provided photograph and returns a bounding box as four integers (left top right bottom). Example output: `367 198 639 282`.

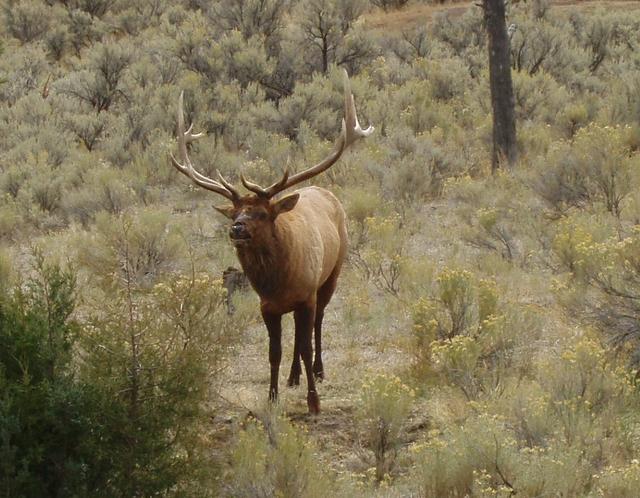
170 71 373 414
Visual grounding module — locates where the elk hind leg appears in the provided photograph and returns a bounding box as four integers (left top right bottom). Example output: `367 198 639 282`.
287 339 301 387
294 303 319 414
313 268 340 381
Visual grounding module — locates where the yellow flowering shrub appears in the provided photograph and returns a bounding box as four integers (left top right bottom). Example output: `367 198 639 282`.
477 279 499 325
536 336 636 450
553 221 640 364
412 414 518 497
431 335 482 391
365 213 404 255
228 413 332 498
410 434 475 497
437 268 474 338
359 374 415 482
412 298 441 351
552 218 597 276
594 460 640 498
411 268 517 396
411 413 591 497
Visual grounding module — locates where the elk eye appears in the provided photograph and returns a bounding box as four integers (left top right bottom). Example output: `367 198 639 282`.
256 211 268 220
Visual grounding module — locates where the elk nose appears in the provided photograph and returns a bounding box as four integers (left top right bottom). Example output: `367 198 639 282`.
230 222 247 238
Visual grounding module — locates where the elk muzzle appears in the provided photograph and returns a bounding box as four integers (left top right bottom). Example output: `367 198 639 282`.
229 221 251 245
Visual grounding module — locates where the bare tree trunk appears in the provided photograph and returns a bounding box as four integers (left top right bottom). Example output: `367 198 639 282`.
483 0 517 171
321 35 329 74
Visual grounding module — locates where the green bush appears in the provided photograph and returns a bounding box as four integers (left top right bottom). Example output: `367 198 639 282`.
0 254 99 497
350 213 407 297
62 165 137 227
553 221 640 365
509 17 570 78
594 460 640 498
1 0 54 43
0 45 51 106
410 412 592 497
535 124 636 217
77 209 184 288
78 271 234 497
0 249 237 497
0 197 23 241
57 41 132 113
431 9 485 56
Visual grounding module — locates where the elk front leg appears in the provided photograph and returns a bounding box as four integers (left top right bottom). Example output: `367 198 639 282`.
262 310 282 403
294 303 319 414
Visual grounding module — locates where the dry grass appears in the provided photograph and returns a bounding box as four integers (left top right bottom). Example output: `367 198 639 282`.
364 0 640 33
365 2 469 32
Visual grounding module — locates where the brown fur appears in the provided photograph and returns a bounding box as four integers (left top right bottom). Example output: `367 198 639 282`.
219 186 347 413
236 187 346 311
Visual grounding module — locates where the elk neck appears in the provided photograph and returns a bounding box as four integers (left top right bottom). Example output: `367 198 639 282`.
234 221 292 298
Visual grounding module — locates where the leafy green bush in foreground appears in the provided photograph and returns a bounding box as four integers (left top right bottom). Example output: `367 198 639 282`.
0 255 101 497
0 250 236 497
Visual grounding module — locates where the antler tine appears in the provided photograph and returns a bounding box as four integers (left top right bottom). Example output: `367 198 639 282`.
170 152 235 195
184 122 204 141
266 167 290 196
257 70 374 198
217 170 238 193
171 91 240 201
240 167 291 198
343 71 374 147
240 173 269 197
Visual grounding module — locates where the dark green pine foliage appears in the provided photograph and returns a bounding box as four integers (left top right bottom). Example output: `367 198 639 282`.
0 255 109 498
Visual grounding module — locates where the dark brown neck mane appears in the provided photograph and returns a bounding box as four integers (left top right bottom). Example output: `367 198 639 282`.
235 229 289 298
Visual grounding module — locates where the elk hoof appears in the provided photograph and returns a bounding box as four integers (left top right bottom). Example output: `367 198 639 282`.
307 391 320 414
269 388 278 403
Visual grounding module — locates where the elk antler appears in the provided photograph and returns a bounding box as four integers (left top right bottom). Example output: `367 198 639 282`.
242 69 374 198
170 91 240 202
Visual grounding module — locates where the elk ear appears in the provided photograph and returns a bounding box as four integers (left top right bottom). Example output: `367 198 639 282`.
272 193 299 217
214 204 235 219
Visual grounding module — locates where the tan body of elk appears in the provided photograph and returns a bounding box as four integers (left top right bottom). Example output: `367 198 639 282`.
231 187 347 316
170 71 372 414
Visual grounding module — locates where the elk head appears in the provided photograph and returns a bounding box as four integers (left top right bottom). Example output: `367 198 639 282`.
169 70 374 244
